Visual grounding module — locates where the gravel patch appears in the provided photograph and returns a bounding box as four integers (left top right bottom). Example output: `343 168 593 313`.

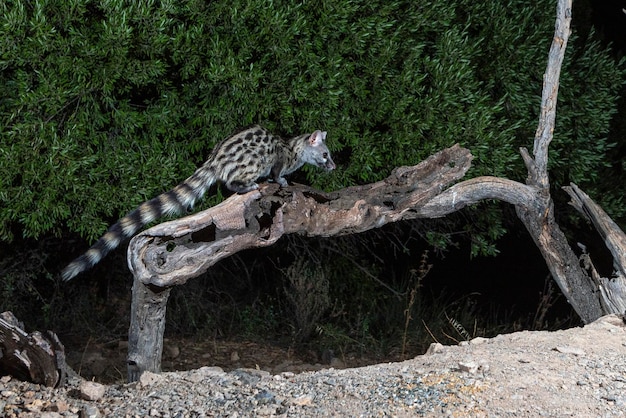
1 314 625 417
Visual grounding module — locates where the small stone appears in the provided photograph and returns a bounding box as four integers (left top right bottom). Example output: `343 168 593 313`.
39 413 62 418
230 351 240 362
79 381 106 401
81 404 101 418
458 361 479 373
189 366 225 382
139 371 164 388
470 337 489 345
24 399 45 412
256 405 277 416
0 375 11 383
254 390 275 404
292 394 314 406
46 400 69 413
426 343 444 355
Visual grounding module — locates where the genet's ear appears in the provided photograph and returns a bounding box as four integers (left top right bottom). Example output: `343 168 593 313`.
309 130 327 146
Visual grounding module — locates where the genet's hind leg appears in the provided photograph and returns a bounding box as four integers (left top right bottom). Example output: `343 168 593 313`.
226 181 259 194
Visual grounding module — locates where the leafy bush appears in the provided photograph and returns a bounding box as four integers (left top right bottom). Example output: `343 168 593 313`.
1 0 623 244
283 256 330 342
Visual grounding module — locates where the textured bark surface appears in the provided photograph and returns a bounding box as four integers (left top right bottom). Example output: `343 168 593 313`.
126 278 171 383
564 183 626 314
0 311 67 387
127 144 473 289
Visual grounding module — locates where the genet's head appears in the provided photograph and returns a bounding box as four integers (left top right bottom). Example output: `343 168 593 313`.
306 130 336 171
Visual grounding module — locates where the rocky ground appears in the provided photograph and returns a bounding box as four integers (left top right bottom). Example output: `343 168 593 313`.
1 314 625 417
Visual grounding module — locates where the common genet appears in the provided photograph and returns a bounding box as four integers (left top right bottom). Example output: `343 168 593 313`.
62 125 335 281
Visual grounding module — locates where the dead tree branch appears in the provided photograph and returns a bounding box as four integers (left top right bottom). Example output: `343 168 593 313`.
122 0 622 382
564 183 626 313
513 0 604 323
128 144 473 288
125 144 474 381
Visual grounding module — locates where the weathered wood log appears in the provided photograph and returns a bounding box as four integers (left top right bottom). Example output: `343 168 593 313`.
0 311 68 387
125 144 473 380
127 144 473 289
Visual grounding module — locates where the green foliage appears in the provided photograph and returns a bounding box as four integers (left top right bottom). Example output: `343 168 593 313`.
1 0 624 246
552 34 624 195
283 256 330 342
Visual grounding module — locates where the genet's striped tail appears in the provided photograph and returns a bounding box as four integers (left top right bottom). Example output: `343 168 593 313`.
62 167 216 281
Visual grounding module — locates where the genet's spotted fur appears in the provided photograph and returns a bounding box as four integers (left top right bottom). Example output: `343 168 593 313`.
62 125 335 281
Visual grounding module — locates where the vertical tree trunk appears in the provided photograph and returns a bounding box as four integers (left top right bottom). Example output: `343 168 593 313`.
515 200 603 323
510 0 604 322
126 276 171 382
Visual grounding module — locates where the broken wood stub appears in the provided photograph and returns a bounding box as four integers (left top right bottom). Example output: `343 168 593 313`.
126 279 171 383
0 311 68 387
564 183 626 314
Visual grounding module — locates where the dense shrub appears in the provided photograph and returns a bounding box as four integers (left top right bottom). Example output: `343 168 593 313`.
1 0 623 244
